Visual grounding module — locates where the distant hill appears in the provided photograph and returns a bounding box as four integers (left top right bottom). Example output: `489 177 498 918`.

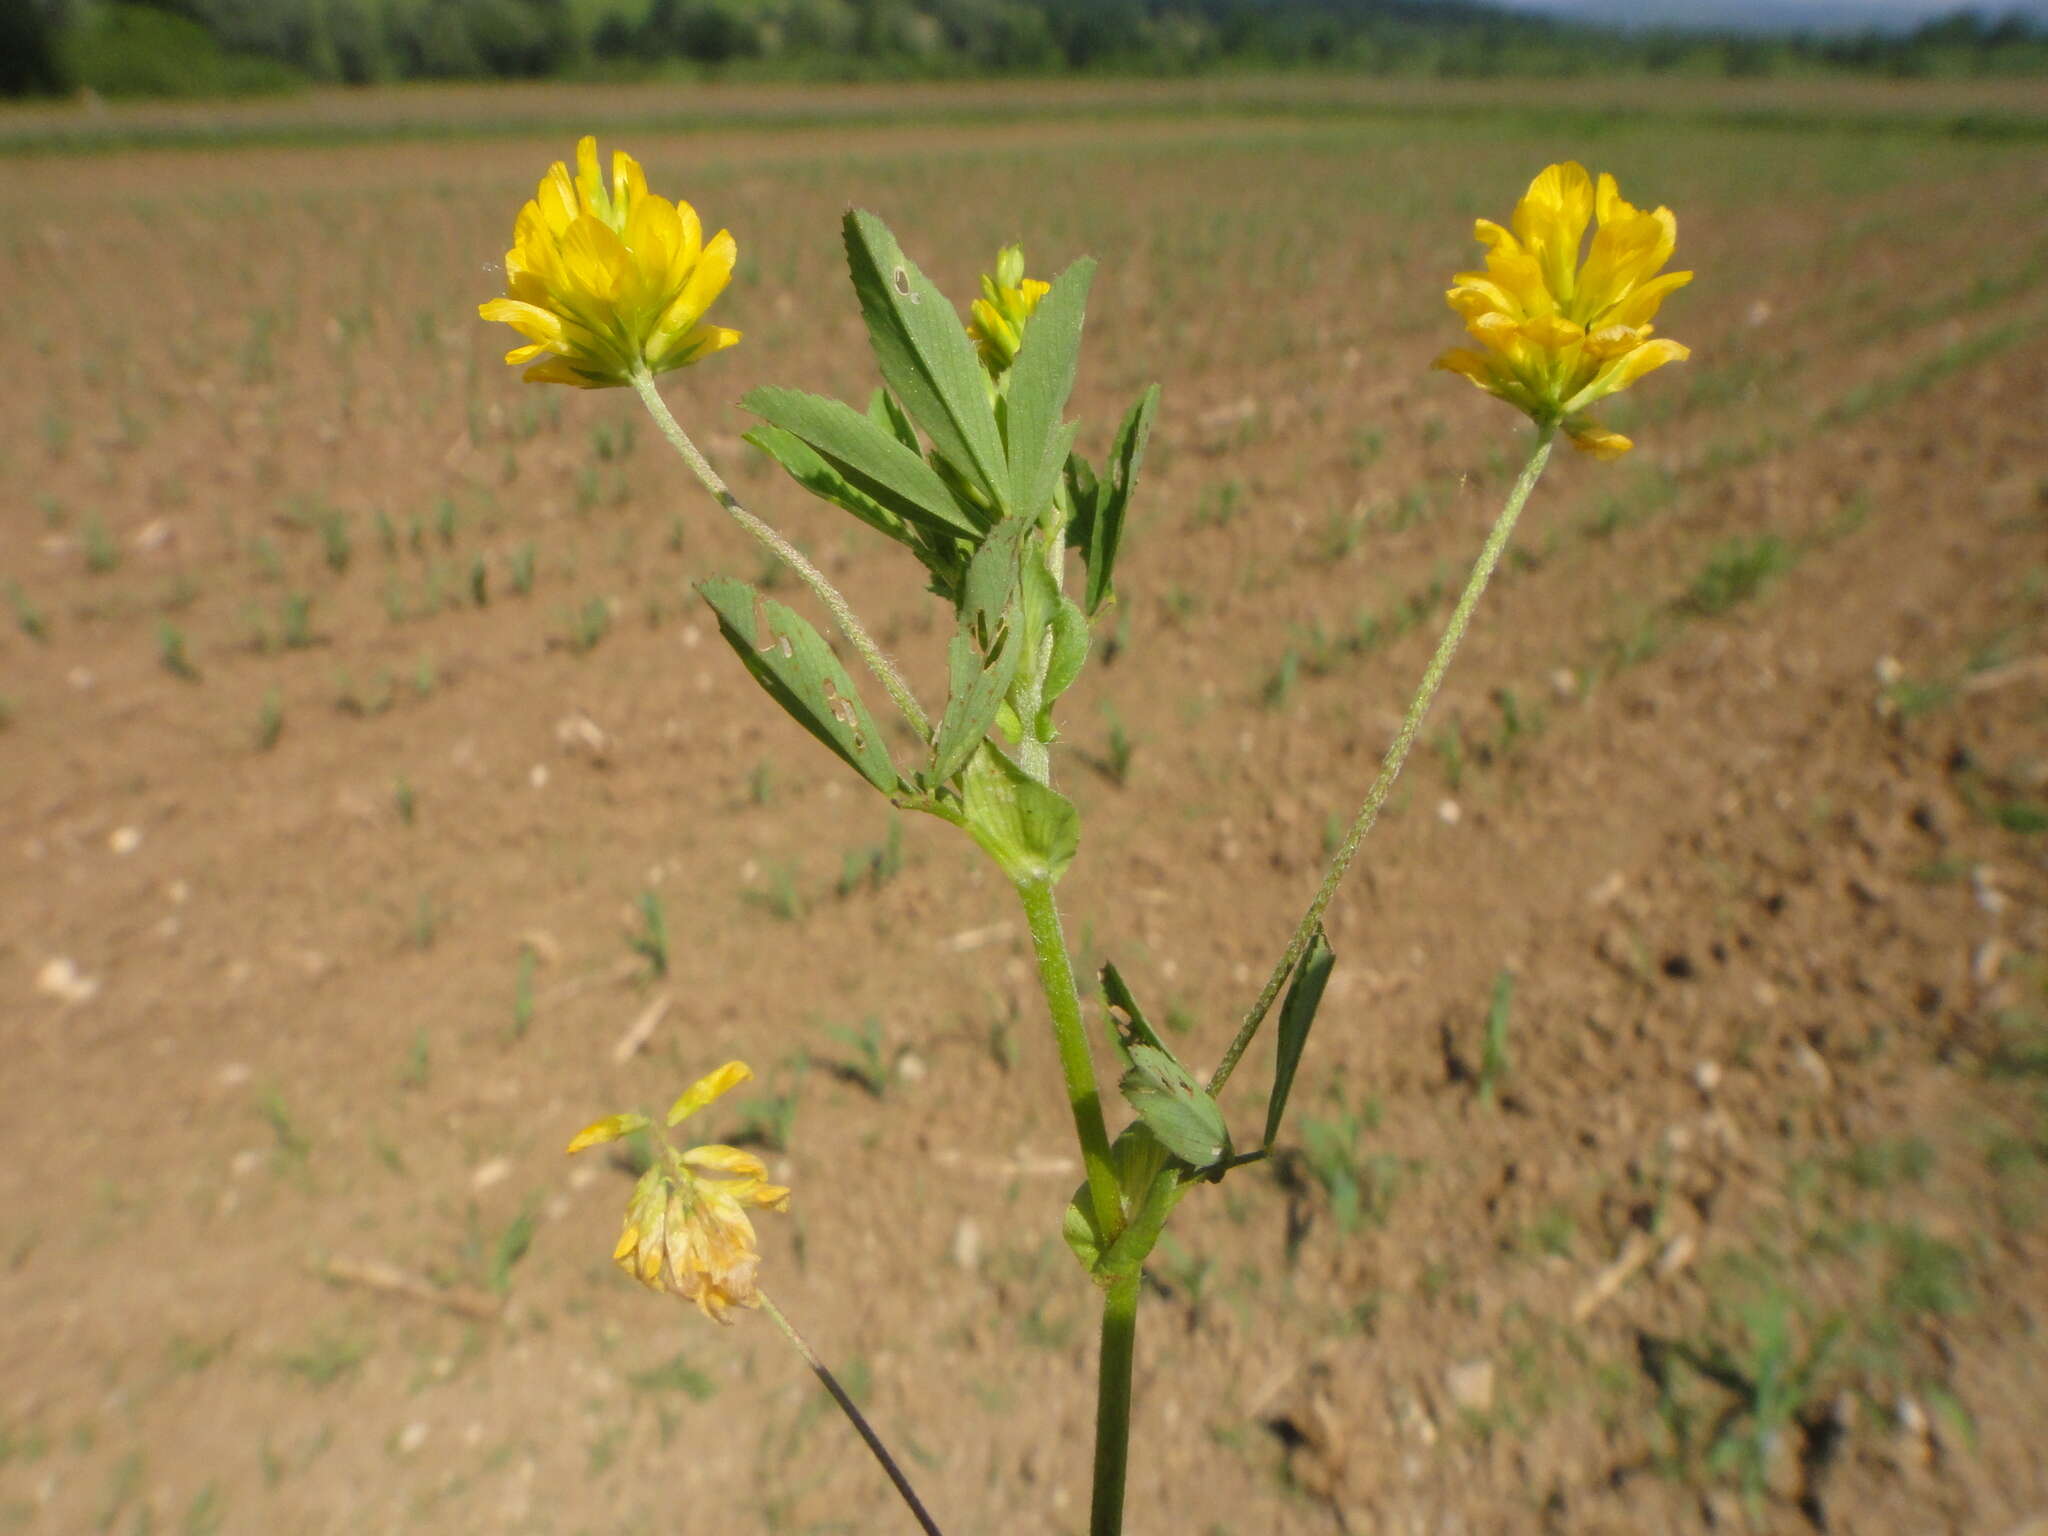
1492 0 2048 34
10 0 2045 99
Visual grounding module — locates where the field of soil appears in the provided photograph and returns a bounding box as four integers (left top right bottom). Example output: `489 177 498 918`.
2 77 2045 1535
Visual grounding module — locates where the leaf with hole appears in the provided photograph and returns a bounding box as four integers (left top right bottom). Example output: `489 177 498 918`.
698 576 900 795
843 210 1008 511
932 627 1021 785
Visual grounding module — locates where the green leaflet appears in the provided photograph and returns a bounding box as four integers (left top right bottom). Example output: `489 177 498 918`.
1002 259 1093 521
1039 595 1090 724
743 385 980 540
1101 962 1230 1171
1067 384 1159 616
843 210 1009 513
1120 1044 1231 1171
698 576 900 795
1100 960 1169 1056
931 626 1021 786
742 424 909 548
1263 928 1335 1150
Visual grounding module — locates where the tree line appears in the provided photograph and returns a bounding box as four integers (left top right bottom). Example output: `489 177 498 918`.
7 0 2044 99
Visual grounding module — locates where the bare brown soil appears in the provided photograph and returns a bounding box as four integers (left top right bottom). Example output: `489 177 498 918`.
2 82 2045 1536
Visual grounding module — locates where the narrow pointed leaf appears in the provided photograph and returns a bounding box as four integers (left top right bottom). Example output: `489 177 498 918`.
1100 961 1169 1060
1002 258 1094 520
1263 929 1335 1150
843 210 1008 509
743 385 978 539
742 425 910 549
698 576 901 794
959 513 1030 642
867 387 922 454
932 626 1022 785
1082 383 1159 615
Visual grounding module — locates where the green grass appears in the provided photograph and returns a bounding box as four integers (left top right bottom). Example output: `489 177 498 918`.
510 949 536 1040
1679 535 1798 617
1478 970 1513 1107
6 582 49 642
820 1017 891 1098
741 862 806 922
628 889 670 977
282 1329 371 1389
156 621 199 680
561 596 612 654
835 820 905 897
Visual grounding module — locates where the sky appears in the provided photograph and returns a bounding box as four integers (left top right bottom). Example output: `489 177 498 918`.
1486 0 2046 30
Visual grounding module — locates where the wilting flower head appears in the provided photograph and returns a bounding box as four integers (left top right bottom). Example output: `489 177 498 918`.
479 136 740 389
566 1060 789 1324
1434 163 1692 458
967 245 1050 376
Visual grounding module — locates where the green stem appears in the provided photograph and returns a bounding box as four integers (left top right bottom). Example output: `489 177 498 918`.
760 1292 944 1536
1015 876 1124 1241
630 369 933 744
1209 425 1557 1096
1089 1272 1141 1536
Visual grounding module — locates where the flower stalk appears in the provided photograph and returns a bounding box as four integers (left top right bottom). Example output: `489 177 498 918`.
1211 424 1557 1096
761 1293 945 1536
629 369 933 745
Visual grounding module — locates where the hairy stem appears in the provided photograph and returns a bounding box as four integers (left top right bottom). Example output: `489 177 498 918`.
1209 425 1558 1096
631 370 932 743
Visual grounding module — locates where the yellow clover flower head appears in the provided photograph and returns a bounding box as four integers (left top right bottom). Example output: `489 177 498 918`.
967 245 1051 376
479 136 741 389
1434 162 1692 458
566 1060 790 1325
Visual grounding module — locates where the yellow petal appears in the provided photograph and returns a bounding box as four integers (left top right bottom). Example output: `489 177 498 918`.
1565 419 1634 458
479 299 568 355
659 226 736 339
1564 336 1690 413
1432 348 1500 390
612 147 647 212
566 1110 651 1154
1522 313 1584 350
521 357 614 388
666 1061 753 1126
1584 323 1646 357
1471 217 1521 258
574 136 605 214
625 194 683 280
681 1144 770 1180
1605 269 1692 331
1513 162 1594 303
